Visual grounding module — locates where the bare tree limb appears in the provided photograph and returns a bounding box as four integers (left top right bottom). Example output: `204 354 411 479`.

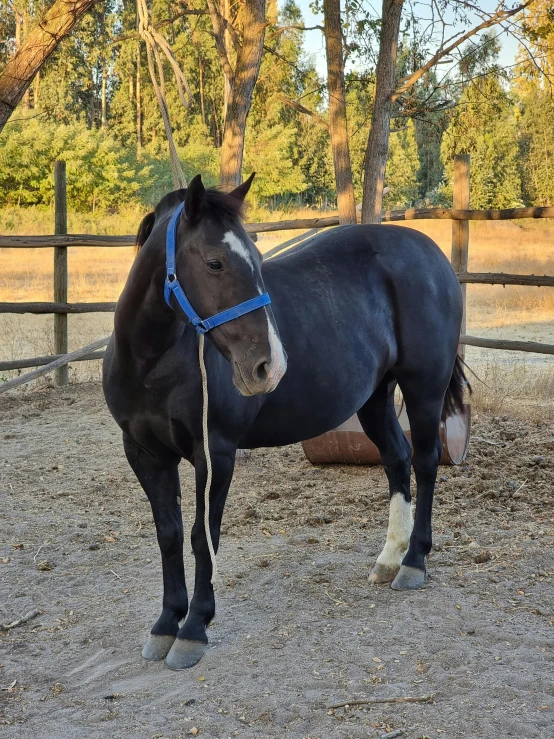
392 1 535 101
277 94 329 129
110 10 206 46
262 44 314 81
205 0 235 83
1 609 41 631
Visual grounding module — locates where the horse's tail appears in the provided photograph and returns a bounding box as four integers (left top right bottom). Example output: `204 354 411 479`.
442 354 471 419
135 211 156 254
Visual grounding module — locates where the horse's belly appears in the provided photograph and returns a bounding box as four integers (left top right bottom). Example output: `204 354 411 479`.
239 370 377 448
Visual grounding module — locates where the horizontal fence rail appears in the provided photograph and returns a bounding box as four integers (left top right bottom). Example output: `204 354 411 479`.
0 301 117 314
0 337 110 395
0 234 136 248
460 335 554 356
382 205 554 222
2 205 554 250
456 272 554 288
0 351 106 372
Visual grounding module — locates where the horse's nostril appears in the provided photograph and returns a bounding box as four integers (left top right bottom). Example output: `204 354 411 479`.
254 360 270 382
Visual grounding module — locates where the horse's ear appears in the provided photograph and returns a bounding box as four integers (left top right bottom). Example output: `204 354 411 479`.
229 172 255 203
184 174 205 222
135 211 155 254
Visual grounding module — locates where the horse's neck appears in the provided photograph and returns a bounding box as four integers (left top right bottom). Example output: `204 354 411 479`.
114 252 183 369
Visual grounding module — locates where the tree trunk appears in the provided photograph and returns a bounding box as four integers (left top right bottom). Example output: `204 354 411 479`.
199 55 206 126
33 69 40 108
192 29 207 127
361 0 404 224
219 0 265 189
22 13 31 110
323 0 356 224
15 13 22 50
223 0 232 120
101 60 107 129
211 95 221 147
0 0 99 134
136 41 142 158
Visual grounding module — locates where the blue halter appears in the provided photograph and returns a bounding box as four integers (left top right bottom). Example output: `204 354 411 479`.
163 201 271 334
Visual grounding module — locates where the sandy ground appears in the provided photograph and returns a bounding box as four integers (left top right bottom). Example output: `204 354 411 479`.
1 383 554 739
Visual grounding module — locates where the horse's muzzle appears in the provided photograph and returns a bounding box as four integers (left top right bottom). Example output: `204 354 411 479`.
232 354 287 396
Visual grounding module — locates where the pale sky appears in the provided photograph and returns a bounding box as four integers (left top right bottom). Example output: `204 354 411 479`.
291 0 520 77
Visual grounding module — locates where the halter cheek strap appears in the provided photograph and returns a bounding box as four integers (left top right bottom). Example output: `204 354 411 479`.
164 201 271 333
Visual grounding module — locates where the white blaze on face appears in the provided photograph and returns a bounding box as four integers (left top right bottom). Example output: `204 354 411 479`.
266 316 287 386
221 228 287 390
370 493 413 578
222 230 255 273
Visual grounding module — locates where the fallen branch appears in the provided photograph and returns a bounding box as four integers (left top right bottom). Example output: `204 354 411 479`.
377 730 416 739
472 436 505 447
328 694 434 709
1 608 40 631
0 336 110 395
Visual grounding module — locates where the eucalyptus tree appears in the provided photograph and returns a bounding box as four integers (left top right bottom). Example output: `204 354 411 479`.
324 0 356 223
206 0 266 187
0 0 101 134
360 0 536 222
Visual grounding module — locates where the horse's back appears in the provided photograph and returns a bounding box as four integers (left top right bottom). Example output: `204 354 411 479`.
264 224 461 321
266 224 452 280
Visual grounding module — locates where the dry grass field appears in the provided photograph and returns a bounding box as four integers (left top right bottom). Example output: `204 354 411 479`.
1 207 553 418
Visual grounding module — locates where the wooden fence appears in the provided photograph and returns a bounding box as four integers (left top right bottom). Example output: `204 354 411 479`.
1 154 553 384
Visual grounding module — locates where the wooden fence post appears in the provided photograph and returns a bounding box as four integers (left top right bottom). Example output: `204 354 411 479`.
451 154 470 358
54 161 68 386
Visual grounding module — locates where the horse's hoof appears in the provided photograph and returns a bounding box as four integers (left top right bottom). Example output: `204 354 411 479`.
142 633 176 661
165 639 208 670
369 562 400 584
390 565 426 590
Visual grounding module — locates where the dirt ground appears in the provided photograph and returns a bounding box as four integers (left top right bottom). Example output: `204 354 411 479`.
1 383 554 739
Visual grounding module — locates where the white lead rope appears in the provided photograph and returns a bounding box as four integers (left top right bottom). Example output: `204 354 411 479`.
198 333 218 584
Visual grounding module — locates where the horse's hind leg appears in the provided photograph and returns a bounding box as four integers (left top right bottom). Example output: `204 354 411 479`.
165 435 235 670
357 375 413 584
390 372 444 591
123 436 187 661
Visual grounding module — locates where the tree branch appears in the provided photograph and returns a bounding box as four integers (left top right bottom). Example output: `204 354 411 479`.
110 10 206 46
277 94 329 129
262 44 314 81
205 0 235 82
392 1 535 101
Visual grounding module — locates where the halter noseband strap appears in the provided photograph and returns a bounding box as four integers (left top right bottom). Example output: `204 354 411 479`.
164 201 271 334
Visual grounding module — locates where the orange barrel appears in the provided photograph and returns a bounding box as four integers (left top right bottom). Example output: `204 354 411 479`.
302 404 471 466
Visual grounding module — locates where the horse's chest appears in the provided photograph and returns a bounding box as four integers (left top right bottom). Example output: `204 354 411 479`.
122 409 193 460
109 373 195 459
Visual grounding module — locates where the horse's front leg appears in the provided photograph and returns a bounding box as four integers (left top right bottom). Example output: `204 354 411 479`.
165 435 235 670
123 435 188 661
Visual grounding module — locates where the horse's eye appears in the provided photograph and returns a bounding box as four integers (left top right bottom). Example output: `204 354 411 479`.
207 260 222 272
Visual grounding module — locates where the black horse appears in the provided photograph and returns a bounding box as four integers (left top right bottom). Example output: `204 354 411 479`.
103 174 467 670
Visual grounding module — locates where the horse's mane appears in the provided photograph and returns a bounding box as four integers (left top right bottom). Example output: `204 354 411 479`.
135 187 245 252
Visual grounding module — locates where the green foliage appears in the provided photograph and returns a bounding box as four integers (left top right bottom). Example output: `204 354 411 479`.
0 117 226 211
384 119 420 209
244 121 306 199
296 122 335 206
346 77 374 201
518 85 554 207
440 75 522 208
0 119 154 210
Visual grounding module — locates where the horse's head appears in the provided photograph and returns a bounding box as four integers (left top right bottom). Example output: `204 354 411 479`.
171 174 287 396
